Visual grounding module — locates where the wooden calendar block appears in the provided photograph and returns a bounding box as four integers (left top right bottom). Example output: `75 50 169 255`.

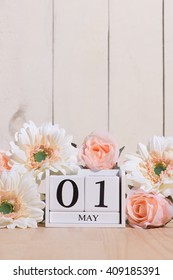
50 212 119 225
85 176 120 212
45 169 126 227
49 175 85 212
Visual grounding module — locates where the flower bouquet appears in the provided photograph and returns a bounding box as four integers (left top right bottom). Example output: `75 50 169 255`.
1 118 171 230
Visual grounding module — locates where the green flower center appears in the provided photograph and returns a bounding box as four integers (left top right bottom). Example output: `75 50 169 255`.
0 201 14 215
34 151 48 163
154 163 167 176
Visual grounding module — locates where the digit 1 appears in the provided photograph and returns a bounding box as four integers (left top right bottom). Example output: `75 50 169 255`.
95 180 108 208
56 179 78 208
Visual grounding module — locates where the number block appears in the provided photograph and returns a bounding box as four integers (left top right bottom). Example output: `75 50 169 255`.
85 176 119 212
45 169 126 227
50 212 120 224
49 175 84 212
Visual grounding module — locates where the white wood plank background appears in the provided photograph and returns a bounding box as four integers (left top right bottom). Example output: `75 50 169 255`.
0 0 171 156
54 0 108 146
110 0 163 156
0 0 52 149
165 0 173 136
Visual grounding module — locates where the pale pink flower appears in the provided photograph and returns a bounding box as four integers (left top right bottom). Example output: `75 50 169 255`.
0 151 11 172
79 131 119 171
126 190 173 229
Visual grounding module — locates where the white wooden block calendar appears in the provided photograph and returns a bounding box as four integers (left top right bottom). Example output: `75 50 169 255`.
45 169 125 227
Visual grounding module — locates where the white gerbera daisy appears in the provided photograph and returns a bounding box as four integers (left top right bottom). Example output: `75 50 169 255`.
0 170 45 229
9 121 79 180
122 136 173 198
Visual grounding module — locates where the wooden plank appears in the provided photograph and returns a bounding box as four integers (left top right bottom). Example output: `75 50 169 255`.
165 0 173 136
54 0 108 146
0 222 173 259
0 0 52 149
110 0 163 157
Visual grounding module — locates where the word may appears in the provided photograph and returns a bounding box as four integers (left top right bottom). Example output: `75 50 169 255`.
78 214 99 222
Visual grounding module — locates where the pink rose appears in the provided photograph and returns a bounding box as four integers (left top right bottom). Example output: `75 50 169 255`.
0 151 11 172
79 131 119 171
126 190 173 228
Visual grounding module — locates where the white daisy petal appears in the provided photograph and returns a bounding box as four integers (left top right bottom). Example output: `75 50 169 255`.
12 218 28 229
25 218 37 228
148 136 164 153
163 137 173 150
9 144 27 163
0 217 13 228
137 143 150 160
121 160 138 172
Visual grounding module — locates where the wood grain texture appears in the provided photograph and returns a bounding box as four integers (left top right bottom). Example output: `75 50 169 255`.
165 0 173 136
0 0 52 149
110 0 163 158
0 222 173 259
54 0 108 146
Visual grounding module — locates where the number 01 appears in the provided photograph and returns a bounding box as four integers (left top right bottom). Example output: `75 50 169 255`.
56 179 108 208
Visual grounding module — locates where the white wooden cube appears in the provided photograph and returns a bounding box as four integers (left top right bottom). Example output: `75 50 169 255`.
49 175 85 212
49 212 120 224
46 169 126 227
85 176 119 212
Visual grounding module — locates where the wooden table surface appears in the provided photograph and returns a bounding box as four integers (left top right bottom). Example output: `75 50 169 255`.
0 221 173 260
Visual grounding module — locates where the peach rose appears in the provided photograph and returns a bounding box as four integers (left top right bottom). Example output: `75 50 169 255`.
0 151 11 172
126 190 173 228
79 131 119 170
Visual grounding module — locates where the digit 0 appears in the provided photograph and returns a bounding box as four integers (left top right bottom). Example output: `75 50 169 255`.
56 179 79 208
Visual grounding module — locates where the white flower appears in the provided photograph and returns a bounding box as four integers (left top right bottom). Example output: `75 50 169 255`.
0 170 45 229
122 136 173 198
9 121 79 180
